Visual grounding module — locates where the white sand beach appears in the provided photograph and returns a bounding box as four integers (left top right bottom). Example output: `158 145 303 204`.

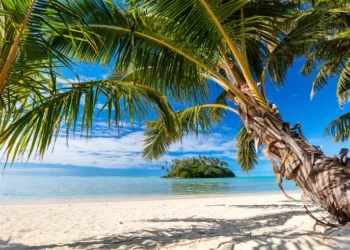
0 192 349 250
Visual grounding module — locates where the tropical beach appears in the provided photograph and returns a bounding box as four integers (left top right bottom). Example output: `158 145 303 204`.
1 0 350 249
1 192 350 250
1 177 350 249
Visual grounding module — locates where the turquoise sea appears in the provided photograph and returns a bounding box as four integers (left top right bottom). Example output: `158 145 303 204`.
0 176 300 201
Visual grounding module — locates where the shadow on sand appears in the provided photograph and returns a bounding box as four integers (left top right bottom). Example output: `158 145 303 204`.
1 204 344 250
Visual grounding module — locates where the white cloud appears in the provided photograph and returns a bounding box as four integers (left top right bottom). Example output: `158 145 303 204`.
16 131 237 169
169 133 235 153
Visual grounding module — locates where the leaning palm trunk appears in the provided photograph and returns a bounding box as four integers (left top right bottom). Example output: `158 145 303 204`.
237 85 350 225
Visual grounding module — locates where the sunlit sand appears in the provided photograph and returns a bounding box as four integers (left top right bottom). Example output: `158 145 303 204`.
0 192 349 249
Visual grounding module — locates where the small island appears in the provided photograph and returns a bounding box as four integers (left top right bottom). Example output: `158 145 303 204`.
162 156 235 178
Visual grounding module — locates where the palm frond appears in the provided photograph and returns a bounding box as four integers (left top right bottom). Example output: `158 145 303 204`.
56 0 305 108
310 60 343 97
325 112 350 142
337 60 350 106
143 119 181 161
0 80 178 165
236 126 258 174
299 7 350 101
143 91 236 160
267 8 342 86
0 0 98 117
50 0 223 104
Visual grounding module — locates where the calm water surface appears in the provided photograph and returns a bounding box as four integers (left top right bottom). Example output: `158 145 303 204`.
0 176 300 201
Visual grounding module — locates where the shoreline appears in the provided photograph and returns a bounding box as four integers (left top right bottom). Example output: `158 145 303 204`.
0 190 302 206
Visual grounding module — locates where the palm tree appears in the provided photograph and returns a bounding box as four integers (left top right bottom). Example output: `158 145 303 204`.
1 0 350 223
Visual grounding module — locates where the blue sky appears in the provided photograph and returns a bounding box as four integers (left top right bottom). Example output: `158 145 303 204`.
5 58 350 177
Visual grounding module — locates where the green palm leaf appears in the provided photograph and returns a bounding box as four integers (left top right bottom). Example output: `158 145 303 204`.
53 0 308 109
143 91 237 160
267 8 345 86
0 0 98 124
325 112 350 142
136 0 288 108
236 126 258 174
337 59 350 106
300 7 350 99
0 80 178 165
50 0 215 103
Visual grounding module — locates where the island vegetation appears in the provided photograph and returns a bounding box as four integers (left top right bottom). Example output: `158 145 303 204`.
162 156 235 178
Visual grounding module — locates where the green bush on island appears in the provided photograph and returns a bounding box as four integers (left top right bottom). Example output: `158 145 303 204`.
162 156 235 178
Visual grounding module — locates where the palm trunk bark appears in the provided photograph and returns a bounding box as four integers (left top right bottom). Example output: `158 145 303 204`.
237 85 350 225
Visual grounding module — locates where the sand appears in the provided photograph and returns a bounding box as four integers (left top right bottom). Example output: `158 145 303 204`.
0 192 349 250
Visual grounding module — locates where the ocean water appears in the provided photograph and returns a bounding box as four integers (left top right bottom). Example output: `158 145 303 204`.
0 176 300 201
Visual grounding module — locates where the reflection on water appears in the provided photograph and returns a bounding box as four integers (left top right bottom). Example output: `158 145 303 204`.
170 179 223 194
0 176 300 201
168 177 298 195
